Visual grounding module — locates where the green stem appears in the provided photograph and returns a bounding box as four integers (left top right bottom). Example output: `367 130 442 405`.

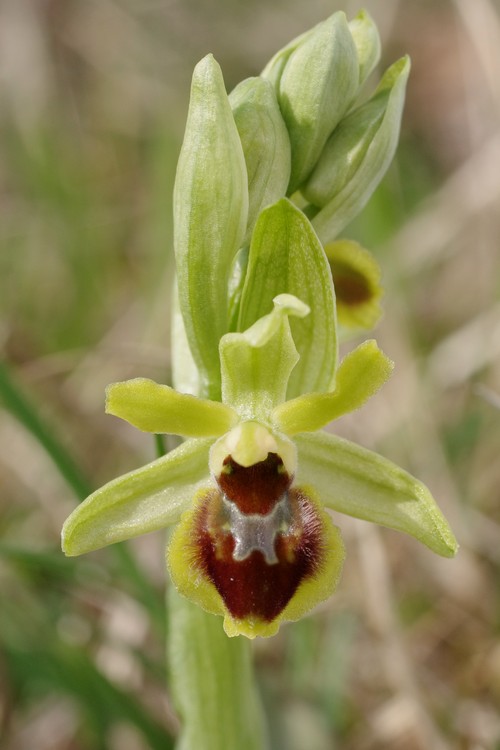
169 323 269 748
167 588 268 750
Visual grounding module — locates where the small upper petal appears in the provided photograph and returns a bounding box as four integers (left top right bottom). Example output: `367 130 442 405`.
106 378 239 437
273 340 393 434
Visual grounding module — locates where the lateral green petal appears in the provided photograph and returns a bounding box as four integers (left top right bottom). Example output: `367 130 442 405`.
174 54 248 399
220 294 309 421
295 432 458 558
106 379 238 437
62 439 213 556
238 198 337 398
273 340 393 434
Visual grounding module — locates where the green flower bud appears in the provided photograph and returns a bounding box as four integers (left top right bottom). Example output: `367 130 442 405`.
276 11 359 194
174 54 248 399
303 94 389 206
309 55 410 245
349 9 381 87
261 26 314 89
229 77 291 245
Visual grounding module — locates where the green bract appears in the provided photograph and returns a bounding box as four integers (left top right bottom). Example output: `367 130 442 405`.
229 77 291 246
62 296 457 639
238 198 337 398
174 54 248 400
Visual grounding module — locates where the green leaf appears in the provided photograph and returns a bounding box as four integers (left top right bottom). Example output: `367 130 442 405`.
0 543 83 582
0 366 166 630
3 640 173 749
174 54 248 399
238 198 337 398
310 56 411 244
106 378 238 437
62 438 212 556
296 431 458 557
273 340 393 434
220 294 308 421
230 77 291 245
0 360 91 499
349 9 381 87
278 11 359 193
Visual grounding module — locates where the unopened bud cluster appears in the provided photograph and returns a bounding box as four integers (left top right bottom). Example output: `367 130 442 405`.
174 9 410 398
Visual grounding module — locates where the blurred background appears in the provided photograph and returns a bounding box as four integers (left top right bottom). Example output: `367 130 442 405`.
1 0 499 748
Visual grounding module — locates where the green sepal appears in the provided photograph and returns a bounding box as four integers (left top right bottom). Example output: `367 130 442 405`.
278 11 359 193
324 239 383 336
349 9 381 88
309 56 410 244
238 198 337 398
173 54 248 399
220 294 309 421
273 340 392 434
229 77 291 245
62 439 213 556
106 378 239 437
295 431 458 558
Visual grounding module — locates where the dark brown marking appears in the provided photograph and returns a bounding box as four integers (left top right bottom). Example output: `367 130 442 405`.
193 488 324 623
330 261 372 306
217 453 292 515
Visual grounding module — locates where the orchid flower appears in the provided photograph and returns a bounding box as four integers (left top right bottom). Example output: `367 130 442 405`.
62 294 457 639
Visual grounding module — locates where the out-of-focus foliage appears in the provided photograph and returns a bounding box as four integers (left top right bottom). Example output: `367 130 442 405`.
1 0 500 748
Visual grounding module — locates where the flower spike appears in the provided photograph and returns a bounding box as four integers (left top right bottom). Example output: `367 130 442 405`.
63 16 457 642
